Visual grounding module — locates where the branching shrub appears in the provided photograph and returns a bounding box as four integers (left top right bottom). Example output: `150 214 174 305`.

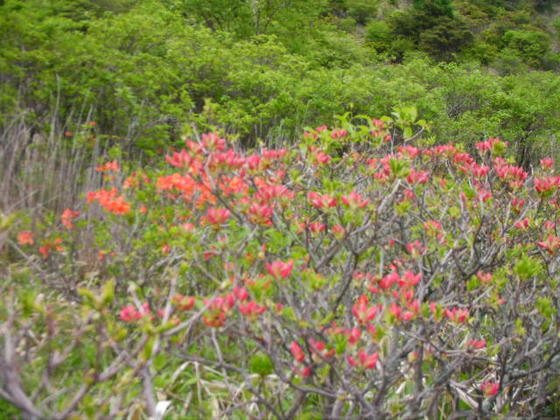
2 119 560 418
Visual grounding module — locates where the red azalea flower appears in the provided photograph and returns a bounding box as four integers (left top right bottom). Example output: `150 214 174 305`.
266 260 294 279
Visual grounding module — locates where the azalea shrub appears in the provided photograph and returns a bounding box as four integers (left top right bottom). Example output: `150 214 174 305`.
3 118 560 419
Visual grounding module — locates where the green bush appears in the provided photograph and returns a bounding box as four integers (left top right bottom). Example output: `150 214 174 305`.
413 0 454 17
346 0 380 24
462 41 498 65
418 17 474 60
502 29 552 68
365 20 392 45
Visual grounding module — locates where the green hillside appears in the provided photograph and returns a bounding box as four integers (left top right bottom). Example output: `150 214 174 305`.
2 0 559 158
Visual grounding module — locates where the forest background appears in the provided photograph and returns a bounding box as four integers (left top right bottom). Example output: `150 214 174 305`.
2 0 560 165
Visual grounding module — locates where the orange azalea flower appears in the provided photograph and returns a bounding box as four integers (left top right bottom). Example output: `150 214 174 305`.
61 208 79 229
38 238 64 259
108 196 131 215
218 175 247 196
87 188 131 215
123 171 150 189
39 245 49 259
95 160 120 173
52 237 64 251
18 231 34 245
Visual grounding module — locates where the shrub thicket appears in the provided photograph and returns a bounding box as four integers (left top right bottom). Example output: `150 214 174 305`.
2 120 560 418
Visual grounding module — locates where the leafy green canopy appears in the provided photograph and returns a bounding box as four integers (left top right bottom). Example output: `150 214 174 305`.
2 0 560 165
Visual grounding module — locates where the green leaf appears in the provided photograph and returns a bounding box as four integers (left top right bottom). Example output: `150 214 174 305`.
248 353 274 377
514 254 541 279
101 279 115 305
282 306 296 322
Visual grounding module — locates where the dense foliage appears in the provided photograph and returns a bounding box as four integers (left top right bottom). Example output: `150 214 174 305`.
1 0 560 161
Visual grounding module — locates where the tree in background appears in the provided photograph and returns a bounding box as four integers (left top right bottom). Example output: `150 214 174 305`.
389 0 473 61
413 0 454 17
